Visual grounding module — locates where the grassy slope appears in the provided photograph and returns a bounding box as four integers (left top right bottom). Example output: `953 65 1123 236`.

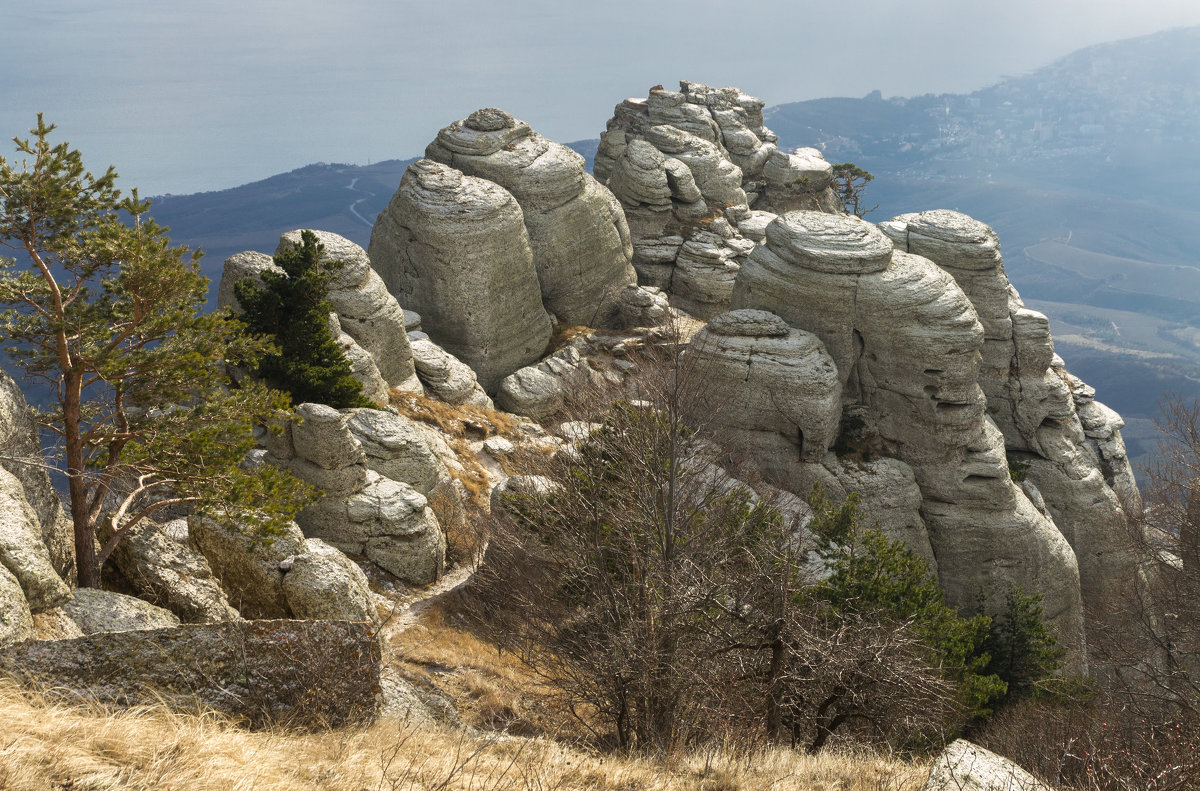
0 602 929 791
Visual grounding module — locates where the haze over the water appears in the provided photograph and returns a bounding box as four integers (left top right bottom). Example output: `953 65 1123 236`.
6 0 1200 196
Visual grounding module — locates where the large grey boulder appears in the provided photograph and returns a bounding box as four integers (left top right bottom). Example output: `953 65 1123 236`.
688 310 842 467
731 211 1085 664
426 108 637 328
369 159 553 392
60 588 180 635
0 368 73 577
921 740 1053 791
188 515 376 623
346 407 466 532
262 403 447 586
102 517 239 624
0 467 70 612
0 619 381 728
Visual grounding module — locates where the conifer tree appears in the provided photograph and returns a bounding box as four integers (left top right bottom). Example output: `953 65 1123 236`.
234 230 374 409
0 116 314 587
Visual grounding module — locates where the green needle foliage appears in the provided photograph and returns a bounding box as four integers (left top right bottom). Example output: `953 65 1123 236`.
0 116 315 588
831 162 878 218
234 230 373 409
807 488 1008 718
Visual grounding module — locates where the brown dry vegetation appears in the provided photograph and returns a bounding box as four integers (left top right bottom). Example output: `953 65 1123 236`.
0 675 928 791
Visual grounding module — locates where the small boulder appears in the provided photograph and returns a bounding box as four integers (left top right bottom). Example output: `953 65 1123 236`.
921 740 1053 791
60 588 180 635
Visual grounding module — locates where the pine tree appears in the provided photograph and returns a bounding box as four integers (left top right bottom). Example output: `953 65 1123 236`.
234 230 373 409
0 116 314 587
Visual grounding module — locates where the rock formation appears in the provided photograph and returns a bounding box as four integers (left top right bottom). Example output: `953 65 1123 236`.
593 81 838 318
102 517 239 624
255 403 446 585
725 210 1087 662
368 159 553 392
879 210 1139 614
425 107 638 327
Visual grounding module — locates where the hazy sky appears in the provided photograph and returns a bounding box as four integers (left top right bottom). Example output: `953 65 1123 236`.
5 0 1200 195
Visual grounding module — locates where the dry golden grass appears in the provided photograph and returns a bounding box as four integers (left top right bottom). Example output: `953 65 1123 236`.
0 675 929 791
389 390 523 441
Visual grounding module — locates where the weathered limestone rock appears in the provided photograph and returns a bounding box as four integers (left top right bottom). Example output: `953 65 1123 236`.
0 468 70 612
280 538 376 622
188 515 306 619
346 407 466 534
102 517 239 624
426 108 637 327
0 620 381 728
188 515 376 623
61 588 180 635
0 563 33 648
688 310 842 466
794 456 937 571
496 345 606 421
409 338 493 409
0 368 72 577
300 473 446 584
594 82 837 317
30 606 84 641
881 209 1139 617
369 159 553 392
270 404 446 586
277 230 420 393
219 245 418 397
731 211 1085 662
921 740 1053 791
496 366 564 421
761 147 839 214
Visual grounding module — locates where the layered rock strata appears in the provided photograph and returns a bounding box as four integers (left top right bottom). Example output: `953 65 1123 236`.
880 210 1137 613
425 107 638 327
369 159 553 392
594 82 838 318
257 403 446 585
730 211 1085 662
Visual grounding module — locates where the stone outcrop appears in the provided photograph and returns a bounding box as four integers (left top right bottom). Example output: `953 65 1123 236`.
257 403 446 585
346 407 465 533
921 740 1053 791
880 210 1137 615
0 619 381 728
426 107 638 327
0 368 73 577
60 588 180 634
730 210 1085 663
594 82 838 318
103 517 239 624
189 514 376 623
369 159 553 392
0 467 70 613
